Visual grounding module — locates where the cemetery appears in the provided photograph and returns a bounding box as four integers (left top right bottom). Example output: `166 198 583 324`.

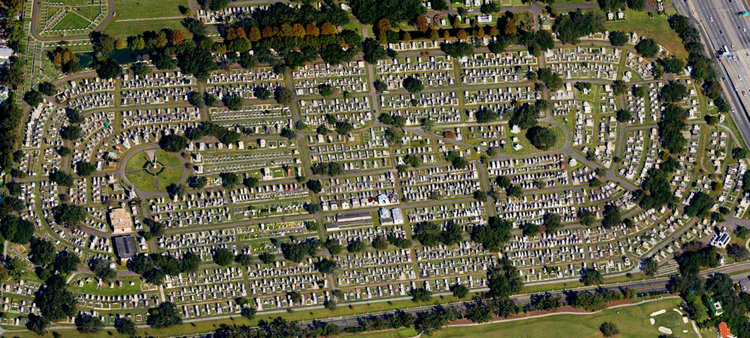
4 2 750 335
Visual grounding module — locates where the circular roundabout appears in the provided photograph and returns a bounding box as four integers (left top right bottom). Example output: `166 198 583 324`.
121 147 186 194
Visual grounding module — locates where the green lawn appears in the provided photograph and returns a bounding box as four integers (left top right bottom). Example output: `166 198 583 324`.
424 298 695 338
112 0 187 20
75 6 102 22
52 12 90 30
124 149 184 192
102 18 184 38
605 9 687 59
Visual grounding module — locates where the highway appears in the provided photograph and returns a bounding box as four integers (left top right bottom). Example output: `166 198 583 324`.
674 0 750 147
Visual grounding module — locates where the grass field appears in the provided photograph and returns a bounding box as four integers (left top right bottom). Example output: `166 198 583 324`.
422 298 695 338
75 6 102 22
112 0 187 20
52 12 90 30
605 9 688 59
124 149 184 192
102 18 184 38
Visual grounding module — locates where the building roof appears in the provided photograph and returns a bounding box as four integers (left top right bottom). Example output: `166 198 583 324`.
109 208 134 233
113 235 137 259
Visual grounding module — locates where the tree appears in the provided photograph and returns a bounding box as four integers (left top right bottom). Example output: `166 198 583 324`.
166 183 186 198
487 258 523 298
510 102 540 129
223 95 243 110
274 87 295 105
76 161 96 176
661 82 687 102
50 170 74 187
402 76 424 93
685 192 714 218
90 258 116 281
612 80 628 96
318 84 333 97
553 10 605 45
60 125 82 140
52 203 87 228
259 252 275 265
220 172 240 188
238 176 258 190
542 213 562 233
600 322 619 337
306 179 322 193
526 126 557 150
616 109 632 122
727 244 750 261
579 210 595 226
521 222 540 237
362 38 387 64
480 1 499 14
29 237 56 267
53 250 80 275
335 121 354 135
159 134 188 152
26 313 49 335
178 47 217 81
115 317 136 335
349 0 426 25
147 302 182 328
441 41 474 58
241 307 257 319
732 147 749 159
413 222 441 246
638 168 675 210
373 80 388 93
254 87 271 100
37 82 55 97
580 268 603 286
635 38 659 58
471 217 513 252
95 58 123 79
409 287 432 302
475 108 499 123
75 313 103 333
23 90 42 107
130 62 152 78
34 274 78 321
450 283 469 298
315 258 338 274
660 56 686 74
213 248 234 266
642 257 659 276
347 240 366 253
601 204 621 229
533 67 560 89
608 31 628 46
239 52 257 69
1 216 34 244
372 236 389 250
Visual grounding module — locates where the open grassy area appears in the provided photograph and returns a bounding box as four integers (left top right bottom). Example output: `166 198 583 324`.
102 18 184 38
74 6 102 22
421 298 694 338
605 9 687 59
124 149 184 192
112 0 187 20
52 12 90 30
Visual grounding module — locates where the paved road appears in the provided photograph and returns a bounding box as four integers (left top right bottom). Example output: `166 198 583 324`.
674 0 750 148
